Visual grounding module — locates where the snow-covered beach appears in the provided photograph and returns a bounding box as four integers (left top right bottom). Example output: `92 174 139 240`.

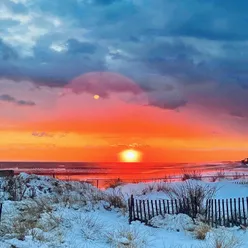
0 173 248 248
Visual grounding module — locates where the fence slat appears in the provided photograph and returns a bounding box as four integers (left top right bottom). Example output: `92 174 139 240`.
171 200 174 214
218 199 221 226
178 199 182 214
238 198 242 225
222 199 225 227
159 200 162 215
230 199 234 226
211 199 214 227
155 200 159 216
167 200 170 214
147 200 151 220
139 200 143 221
135 200 139 220
143 200 147 224
214 199 217 228
175 199 178 214
234 198 237 225
151 200 155 217
128 198 132 224
246 197 248 225
207 199 211 225
242 198 246 226
226 199 230 227
205 199 209 223
163 200 166 214
0 203 2 222
128 196 248 227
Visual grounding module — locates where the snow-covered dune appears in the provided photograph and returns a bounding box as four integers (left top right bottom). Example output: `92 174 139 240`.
0 173 247 248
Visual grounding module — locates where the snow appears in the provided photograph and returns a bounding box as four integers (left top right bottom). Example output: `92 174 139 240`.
0 173 248 247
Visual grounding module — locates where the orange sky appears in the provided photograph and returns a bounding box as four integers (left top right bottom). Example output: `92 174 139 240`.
0 72 247 162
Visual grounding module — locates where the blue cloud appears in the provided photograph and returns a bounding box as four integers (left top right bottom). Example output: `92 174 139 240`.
67 39 97 54
0 0 248 113
0 94 35 106
0 39 18 61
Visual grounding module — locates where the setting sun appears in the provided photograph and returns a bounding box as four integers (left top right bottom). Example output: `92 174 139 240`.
119 149 142 162
93 94 100 100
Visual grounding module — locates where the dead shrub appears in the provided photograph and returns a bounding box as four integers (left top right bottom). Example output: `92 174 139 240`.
210 170 228 182
233 172 243 180
141 184 156 195
106 178 124 189
106 226 150 248
3 175 28 201
105 189 127 211
208 232 242 248
19 198 53 220
12 217 36 240
77 214 104 241
10 198 60 240
156 182 171 193
167 181 217 217
35 211 61 232
181 170 202 181
29 228 46 242
194 224 211 240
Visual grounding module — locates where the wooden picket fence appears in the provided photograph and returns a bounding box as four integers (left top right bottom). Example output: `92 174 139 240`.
128 195 200 224
0 203 2 222
205 197 248 227
128 195 248 228
232 181 248 185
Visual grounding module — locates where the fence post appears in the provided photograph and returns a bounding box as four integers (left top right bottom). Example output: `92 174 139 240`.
143 200 147 224
155 200 159 216
222 199 225 227
230 198 235 226
151 200 155 217
234 198 237 225
128 196 132 224
139 200 143 221
226 199 230 227
246 197 248 223
128 198 131 224
175 199 178 214
211 199 214 227
129 195 134 224
171 200 174 214
238 198 241 225
147 200 151 220
159 200 162 215
167 200 170 214
205 199 209 223
0 203 2 222
135 200 139 219
242 198 246 226
163 200 166 214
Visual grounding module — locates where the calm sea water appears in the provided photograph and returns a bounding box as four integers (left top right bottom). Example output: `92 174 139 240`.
0 161 246 180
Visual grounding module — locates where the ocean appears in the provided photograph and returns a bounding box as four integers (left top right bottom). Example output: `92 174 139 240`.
0 160 246 179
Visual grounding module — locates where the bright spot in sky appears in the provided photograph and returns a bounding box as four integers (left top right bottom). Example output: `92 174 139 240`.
94 94 100 100
119 149 142 162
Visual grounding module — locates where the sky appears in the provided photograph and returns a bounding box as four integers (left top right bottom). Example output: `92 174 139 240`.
0 0 248 162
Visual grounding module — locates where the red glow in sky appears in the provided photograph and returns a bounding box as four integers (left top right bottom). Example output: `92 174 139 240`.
0 72 247 162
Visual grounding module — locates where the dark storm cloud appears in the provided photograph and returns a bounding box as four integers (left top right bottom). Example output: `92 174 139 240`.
0 94 35 106
66 39 97 54
1 0 248 113
0 40 18 61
